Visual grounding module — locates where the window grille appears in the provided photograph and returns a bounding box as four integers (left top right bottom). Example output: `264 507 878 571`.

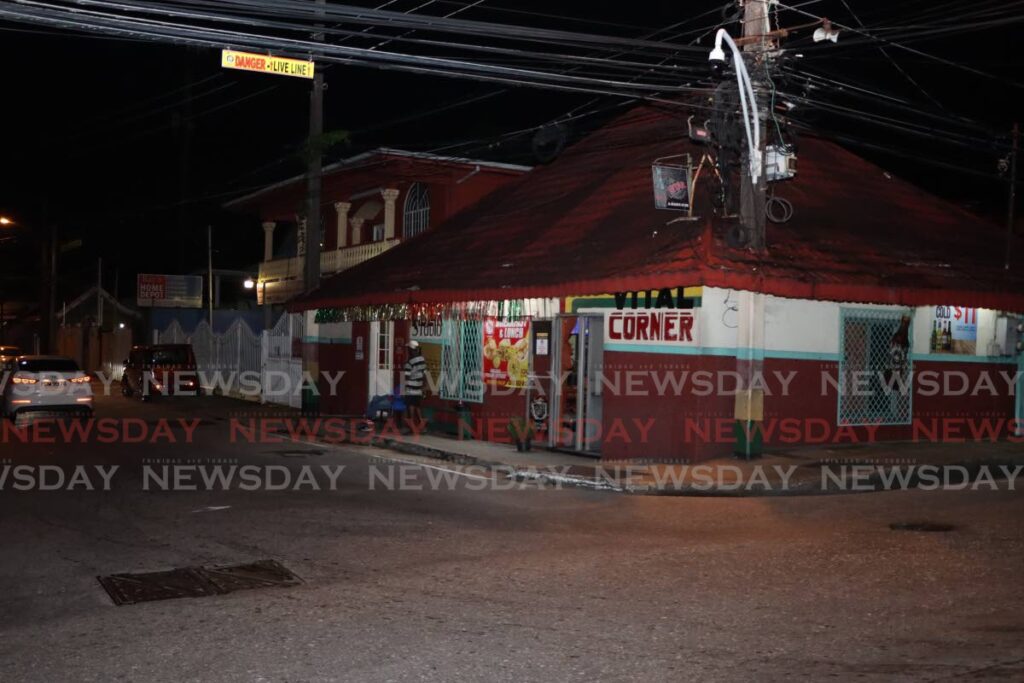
440 319 483 403
838 308 913 426
403 183 430 239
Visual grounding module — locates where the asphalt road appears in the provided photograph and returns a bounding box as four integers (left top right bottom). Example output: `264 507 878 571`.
1 389 1023 682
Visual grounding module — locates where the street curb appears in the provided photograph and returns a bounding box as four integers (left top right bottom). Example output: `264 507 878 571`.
354 435 1024 497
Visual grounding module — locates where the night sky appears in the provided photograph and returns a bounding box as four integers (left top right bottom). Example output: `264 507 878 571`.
0 1 1019 302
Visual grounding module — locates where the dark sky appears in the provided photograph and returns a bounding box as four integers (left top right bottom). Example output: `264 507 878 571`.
0 1 1019 301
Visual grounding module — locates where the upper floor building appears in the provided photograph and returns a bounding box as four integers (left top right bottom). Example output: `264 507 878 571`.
226 148 530 304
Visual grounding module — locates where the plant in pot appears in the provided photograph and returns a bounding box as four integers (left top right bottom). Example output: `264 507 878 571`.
508 416 534 452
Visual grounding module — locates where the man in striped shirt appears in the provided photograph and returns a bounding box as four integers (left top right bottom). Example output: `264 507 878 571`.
403 340 427 432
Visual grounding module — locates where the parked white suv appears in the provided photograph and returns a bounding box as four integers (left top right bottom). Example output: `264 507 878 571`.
2 356 93 419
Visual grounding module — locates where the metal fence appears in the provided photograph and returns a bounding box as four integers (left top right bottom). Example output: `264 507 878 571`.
439 318 483 403
263 312 304 409
156 318 262 399
838 308 913 426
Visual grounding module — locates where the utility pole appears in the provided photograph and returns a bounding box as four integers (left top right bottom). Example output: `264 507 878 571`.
304 0 325 293
47 222 56 352
739 0 770 252
207 224 214 327
1006 122 1019 271
97 257 103 328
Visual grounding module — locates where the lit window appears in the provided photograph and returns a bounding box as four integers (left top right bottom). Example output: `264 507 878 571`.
403 183 430 239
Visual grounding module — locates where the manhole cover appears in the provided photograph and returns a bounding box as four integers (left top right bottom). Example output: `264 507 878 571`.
98 559 301 606
889 522 956 533
201 560 303 593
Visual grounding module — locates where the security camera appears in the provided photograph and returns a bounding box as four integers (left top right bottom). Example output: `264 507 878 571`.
708 44 727 78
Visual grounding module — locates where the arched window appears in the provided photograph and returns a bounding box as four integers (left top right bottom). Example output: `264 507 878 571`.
403 182 430 239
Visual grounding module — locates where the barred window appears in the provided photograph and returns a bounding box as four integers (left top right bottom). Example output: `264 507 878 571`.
403 182 430 239
838 308 913 426
440 319 483 403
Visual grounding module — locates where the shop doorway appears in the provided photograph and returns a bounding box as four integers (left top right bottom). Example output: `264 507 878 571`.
550 314 604 455
368 321 395 401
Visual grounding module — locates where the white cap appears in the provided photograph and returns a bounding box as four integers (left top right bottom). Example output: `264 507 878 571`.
407 340 420 349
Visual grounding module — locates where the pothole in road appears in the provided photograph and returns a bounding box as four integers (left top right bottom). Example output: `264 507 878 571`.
97 559 302 606
889 522 956 533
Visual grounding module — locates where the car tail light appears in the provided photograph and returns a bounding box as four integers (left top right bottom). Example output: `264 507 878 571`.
12 375 37 384
70 375 91 384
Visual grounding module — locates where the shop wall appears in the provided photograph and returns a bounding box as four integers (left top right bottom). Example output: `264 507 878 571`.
600 351 736 462
599 291 1021 461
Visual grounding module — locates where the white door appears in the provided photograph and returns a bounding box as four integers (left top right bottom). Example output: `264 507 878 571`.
368 321 395 401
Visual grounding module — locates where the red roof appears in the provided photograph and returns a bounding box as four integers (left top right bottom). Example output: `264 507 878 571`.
294 106 1024 312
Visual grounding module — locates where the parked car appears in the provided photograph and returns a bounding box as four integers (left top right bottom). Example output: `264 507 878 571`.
2 355 93 419
121 344 201 399
0 346 22 369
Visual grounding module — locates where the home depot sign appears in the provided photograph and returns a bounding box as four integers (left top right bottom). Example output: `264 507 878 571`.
605 287 699 346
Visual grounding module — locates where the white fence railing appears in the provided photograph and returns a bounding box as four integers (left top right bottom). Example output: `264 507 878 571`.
155 314 302 405
258 239 400 305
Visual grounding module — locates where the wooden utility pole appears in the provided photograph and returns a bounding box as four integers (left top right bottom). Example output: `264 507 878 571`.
1006 122 1019 270
207 224 214 327
739 0 770 251
304 0 325 293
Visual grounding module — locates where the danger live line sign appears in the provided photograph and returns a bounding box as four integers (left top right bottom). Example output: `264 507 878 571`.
221 49 315 79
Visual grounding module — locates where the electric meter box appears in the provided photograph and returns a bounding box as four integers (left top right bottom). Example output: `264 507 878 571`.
995 315 1023 355
765 145 797 181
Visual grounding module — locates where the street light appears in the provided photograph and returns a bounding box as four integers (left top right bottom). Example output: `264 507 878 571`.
0 217 13 226
243 277 255 290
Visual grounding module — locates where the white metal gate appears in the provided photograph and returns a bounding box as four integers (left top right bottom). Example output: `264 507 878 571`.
263 312 304 408
155 317 262 400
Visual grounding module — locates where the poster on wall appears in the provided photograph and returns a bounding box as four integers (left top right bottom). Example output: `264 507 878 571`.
931 306 977 355
651 162 692 211
483 318 530 388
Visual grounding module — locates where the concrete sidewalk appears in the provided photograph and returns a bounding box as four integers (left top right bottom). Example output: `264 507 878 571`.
358 424 1024 497
237 402 1024 496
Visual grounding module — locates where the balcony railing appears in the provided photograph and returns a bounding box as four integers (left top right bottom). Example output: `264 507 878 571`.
258 238 400 305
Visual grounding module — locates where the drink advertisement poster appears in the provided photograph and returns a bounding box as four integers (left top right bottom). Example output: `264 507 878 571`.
931 306 977 354
483 318 530 388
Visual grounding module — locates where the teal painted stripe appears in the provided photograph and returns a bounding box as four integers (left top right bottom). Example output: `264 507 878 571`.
303 336 352 345
911 353 1016 365
604 343 840 361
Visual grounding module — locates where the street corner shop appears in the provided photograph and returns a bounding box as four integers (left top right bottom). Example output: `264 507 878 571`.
289 105 1024 463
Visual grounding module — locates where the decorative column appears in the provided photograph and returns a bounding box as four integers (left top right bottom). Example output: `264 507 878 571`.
350 217 364 246
334 201 351 249
262 221 276 262
382 188 400 240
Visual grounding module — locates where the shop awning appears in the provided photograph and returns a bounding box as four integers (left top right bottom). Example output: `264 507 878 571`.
292 106 1024 313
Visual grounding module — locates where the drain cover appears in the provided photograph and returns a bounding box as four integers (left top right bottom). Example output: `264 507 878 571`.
201 559 303 593
889 522 956 533
98 559 301 606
